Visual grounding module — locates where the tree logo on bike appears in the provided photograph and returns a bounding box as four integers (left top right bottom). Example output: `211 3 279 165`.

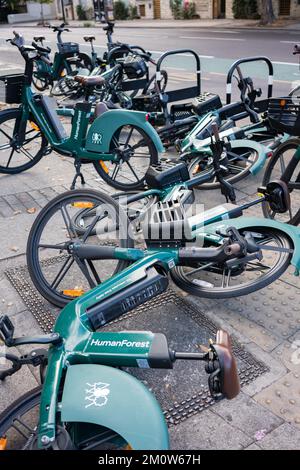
85 381 110 408
91 132 103 145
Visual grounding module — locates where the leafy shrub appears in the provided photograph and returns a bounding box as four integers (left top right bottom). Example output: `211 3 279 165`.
114 1 129 20
76 4 87 21
233 0 259 19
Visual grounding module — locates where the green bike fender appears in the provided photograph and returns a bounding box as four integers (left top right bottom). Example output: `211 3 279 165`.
60 364 169 450
200 216 300 273
230 139 268 176
85 109 165 154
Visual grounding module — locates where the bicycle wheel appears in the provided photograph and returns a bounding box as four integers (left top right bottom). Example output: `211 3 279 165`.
51 54 92 97
142 70 168 94
0 108 47 174
262 138 300 225
0 387 129 450
94 125 158 191
27 189 133 308
188 145 259 189
32 61 49 92
171 227 292 298
71 190 158 237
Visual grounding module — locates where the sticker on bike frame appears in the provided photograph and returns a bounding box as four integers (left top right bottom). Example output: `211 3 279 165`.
92 132 103 145
136 358 150 368
85 382 110 408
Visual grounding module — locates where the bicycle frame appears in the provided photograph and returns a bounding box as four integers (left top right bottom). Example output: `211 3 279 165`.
37 197 300 447
17 83 164 161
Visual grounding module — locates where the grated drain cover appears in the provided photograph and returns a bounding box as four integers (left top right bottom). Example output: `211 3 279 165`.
6 259 269 426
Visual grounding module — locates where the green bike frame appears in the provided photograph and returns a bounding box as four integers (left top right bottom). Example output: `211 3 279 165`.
18 84 164 162
38 251 176 450
37 202 300 448
179 111 290 176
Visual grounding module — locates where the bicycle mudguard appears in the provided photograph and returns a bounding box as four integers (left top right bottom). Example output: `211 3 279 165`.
230 139 269 175
199 216 300 272
60 364 169 450
85 109 165 154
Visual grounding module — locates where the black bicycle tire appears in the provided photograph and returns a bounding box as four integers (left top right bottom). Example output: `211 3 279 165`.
0 108 47 174
171 227 292 298
93 125 158 191
187 146 259 190
27 189 133 308
262 138 300 225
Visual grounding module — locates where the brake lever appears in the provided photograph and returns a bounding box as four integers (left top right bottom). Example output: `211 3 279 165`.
0 349 48 381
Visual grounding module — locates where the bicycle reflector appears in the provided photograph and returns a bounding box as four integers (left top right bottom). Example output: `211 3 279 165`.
30 121 40 131
63 289 85 297
71 202 94 209
99 161 109 174
0 437 7 450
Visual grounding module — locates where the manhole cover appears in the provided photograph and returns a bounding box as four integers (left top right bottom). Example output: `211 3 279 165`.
6 260 269 426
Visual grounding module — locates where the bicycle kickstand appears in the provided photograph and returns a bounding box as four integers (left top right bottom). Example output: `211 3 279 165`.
70 159 86 190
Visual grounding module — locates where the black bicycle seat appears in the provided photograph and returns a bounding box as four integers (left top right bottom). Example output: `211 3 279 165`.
74 75 106 87
84 36 95 42
32 41 51 54
145 162 190 189
34 36 45 42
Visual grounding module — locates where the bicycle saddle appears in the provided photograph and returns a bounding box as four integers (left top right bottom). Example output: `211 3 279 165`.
74 75 106 87
32 41 51 54
33 36 45 43
209 330 240 400
145 162 190 189
84 36 96 42
94 101 121 118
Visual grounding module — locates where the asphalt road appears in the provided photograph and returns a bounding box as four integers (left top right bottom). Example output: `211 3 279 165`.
0 24 300 100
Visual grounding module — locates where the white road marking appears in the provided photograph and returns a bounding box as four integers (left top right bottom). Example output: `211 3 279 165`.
180 36 246 42
273 60 298 66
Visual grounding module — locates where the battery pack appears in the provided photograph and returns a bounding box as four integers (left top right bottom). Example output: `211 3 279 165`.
87 266 169 330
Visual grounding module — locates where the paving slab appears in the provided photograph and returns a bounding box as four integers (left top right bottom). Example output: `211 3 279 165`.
254 371 300 429
255 422 300 450
169 409 253 450
212 392 283 441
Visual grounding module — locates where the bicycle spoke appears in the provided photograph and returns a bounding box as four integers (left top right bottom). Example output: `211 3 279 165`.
0 127 13 141
38 243 67 250
126 161 140 182
60 205 75 238
87 259 101 285
6 148 15 168
111 163 120 181
124 127 134 148
186 262 214 277
51 256 74 289
279 154 286 174
19 147 34 161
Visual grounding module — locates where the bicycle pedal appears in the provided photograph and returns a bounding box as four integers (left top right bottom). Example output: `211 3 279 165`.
0 315 15 346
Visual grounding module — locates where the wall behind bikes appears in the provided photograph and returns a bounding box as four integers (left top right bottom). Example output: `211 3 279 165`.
7 1 57 24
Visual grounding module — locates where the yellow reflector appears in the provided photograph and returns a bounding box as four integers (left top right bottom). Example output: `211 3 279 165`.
280 99 286 107
123 444 133 450
0 437 7 450
192 164 201 176
30 121 40 131
257 192 264 198
72 202 94 209
100 161 109 174
63 289 85 297
60 70 66 77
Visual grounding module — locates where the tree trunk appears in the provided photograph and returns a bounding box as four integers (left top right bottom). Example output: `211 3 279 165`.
260 0 276 25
